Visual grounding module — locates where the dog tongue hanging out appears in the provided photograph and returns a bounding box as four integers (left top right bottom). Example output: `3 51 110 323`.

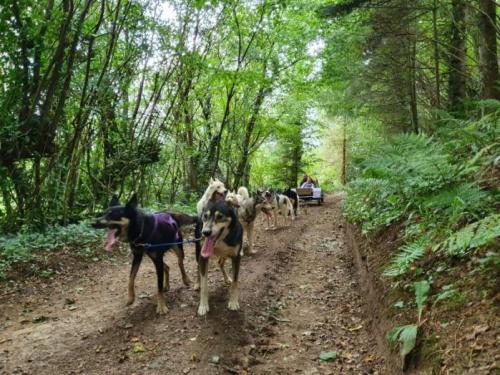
91 195 130 252
105 228 119 251
201 235 217 258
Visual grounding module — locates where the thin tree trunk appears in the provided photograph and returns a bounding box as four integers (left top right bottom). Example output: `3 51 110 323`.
234 86 265 188
478 0 500 100
409 36 419 133
448 0 467 113
432 0 441 108
341 120 347 185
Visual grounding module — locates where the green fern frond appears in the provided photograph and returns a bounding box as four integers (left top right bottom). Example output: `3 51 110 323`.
383 237 429 277
435 214 500 257
421 183 488 215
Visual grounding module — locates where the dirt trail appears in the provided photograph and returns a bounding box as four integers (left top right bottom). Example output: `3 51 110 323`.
0 194 390 374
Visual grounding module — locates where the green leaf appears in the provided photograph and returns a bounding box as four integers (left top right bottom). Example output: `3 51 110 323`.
414 280 430 321
394 300 404 308
133 343 145 353
319 351 337 361
435 214 500 257
399 325 418 358
387 324 418 359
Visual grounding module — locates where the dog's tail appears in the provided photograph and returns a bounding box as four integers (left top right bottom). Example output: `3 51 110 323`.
170 213 199 227
237 186 249 199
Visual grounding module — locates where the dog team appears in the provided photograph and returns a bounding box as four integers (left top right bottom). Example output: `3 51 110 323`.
92 178 298 316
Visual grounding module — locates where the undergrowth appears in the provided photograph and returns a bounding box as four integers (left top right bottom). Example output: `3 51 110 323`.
343 101 500 365
0 221 102 280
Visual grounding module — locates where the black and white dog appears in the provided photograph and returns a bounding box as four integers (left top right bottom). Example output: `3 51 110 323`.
197 199 243 316
262 189 295 228
282 188 299 216
92 194 201 314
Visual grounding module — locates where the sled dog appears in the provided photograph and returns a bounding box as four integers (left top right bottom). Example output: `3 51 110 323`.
92 194 201 314
197 200 243 315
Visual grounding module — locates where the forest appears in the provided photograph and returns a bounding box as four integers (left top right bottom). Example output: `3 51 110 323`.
0 0 498 374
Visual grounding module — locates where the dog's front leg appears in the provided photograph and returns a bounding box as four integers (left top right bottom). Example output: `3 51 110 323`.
218 257 232 284
227 253 241 311
174 246 191 287
193 236 201 291
247 221 256 254
152 255 168 314
197 257 210 315
127 251 143 306
163 261 170 291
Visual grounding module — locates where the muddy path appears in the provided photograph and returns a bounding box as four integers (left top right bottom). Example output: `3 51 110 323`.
0 194 390 374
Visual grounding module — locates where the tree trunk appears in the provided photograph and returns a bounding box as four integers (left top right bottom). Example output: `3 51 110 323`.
478 0 500 100
341 120 347 185
432 0 441 108
409 35 419 133
233 87 265 189
448 0 467 113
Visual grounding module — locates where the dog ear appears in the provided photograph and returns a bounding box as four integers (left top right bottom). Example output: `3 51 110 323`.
209 177 214 184
126 193 138 210
109 194 120 207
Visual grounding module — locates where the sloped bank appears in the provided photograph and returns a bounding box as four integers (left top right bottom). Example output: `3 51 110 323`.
345 220 499 374
345 222 403 373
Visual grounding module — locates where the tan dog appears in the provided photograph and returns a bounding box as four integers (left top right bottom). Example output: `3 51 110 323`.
196 177 227 216
226 187 271 254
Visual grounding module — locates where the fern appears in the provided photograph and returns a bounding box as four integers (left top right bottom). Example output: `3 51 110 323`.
420 183 490 225
435 214 500 257
383 237 429 277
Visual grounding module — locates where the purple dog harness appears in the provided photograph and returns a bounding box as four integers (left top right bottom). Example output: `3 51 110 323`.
152 212 180 241
139 213 200 250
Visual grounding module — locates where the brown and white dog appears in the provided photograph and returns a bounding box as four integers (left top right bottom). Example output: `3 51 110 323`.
197 200 243 315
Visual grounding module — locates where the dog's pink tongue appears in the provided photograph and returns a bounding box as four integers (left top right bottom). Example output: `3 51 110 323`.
105 229 118 252
201 236 216 258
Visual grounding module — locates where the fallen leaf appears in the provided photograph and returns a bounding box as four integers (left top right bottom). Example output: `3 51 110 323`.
319 351 337 361
363 354 376 363
394 301 404 308
133 343 145 353
208 355 220 364
348 324 363 331
473 325 489 335
32 315 49 323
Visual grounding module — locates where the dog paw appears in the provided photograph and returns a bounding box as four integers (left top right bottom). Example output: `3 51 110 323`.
197 304 209 316
126 298 135 306
183 277 192 287
227 299 240 311
193 282 200 291
224 277 233 285
156 303 169 315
